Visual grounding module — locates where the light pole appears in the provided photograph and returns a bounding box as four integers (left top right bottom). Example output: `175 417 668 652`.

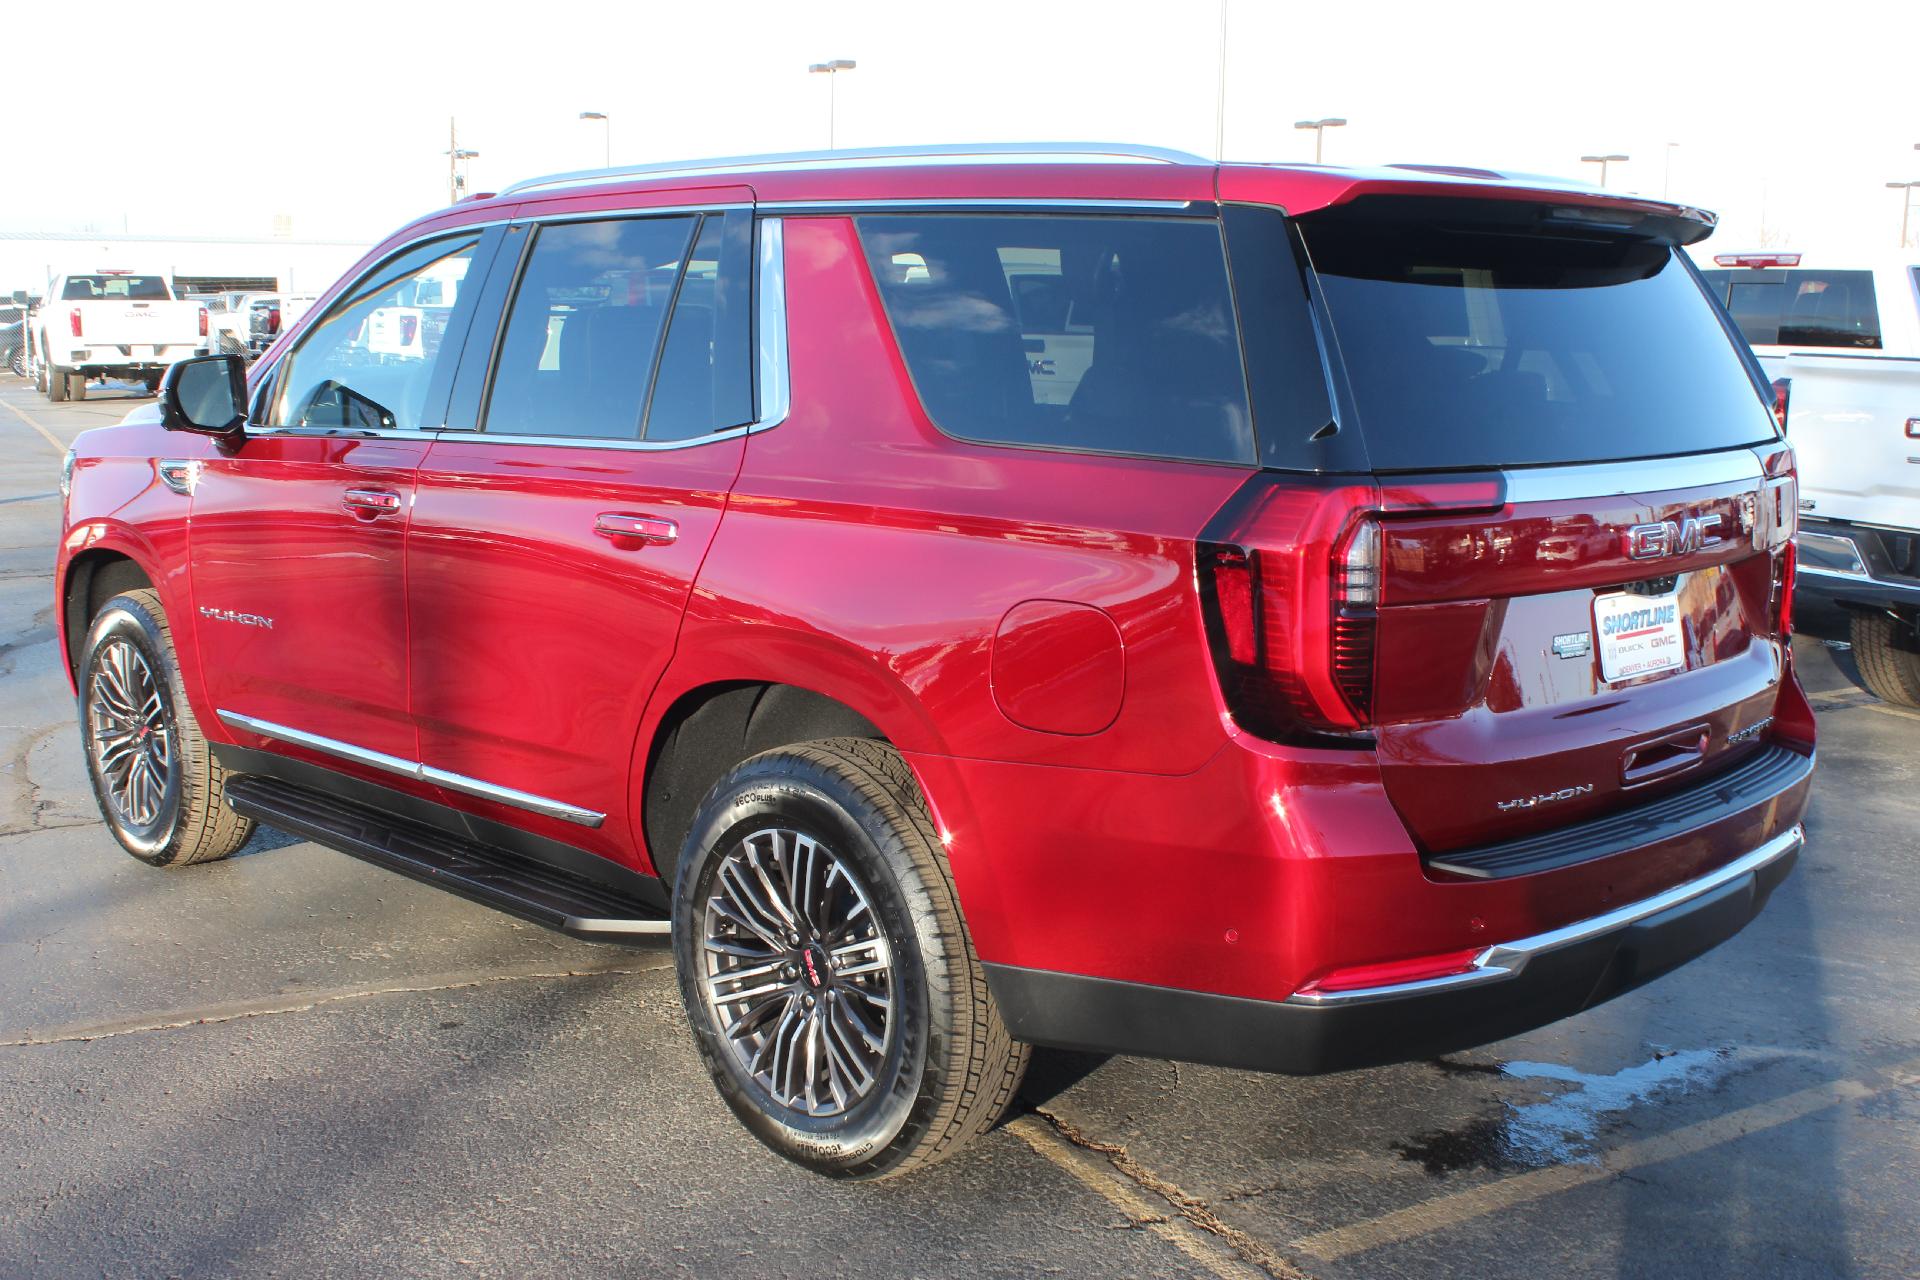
579 111 610 168
1581 153 1629 187
443 117 478 203
1294 117 1346 164
1889 182 1918 250
808 59 856 149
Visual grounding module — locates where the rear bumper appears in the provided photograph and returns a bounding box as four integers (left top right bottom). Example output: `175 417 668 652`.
986 825 1802 1074
1796 520 1920 612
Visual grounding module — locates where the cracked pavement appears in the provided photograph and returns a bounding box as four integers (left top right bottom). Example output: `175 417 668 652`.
2 374 1918 1279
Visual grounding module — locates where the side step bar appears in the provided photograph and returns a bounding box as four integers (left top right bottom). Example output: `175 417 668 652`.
224 775 670 942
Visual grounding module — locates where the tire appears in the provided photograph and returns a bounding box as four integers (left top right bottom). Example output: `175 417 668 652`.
48 363 68 401
77 589 255 866
68 371 87 401
6 346 23 378
35 357 48 394
1850 610 1920 707
672 738 1028 1180
143 374 161 397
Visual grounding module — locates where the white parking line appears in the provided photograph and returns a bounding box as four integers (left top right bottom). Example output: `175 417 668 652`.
1288 1055 1920 1262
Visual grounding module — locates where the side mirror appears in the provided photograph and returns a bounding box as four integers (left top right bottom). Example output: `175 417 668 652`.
160 355 248 436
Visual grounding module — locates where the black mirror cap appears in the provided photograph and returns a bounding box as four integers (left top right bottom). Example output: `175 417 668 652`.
160 355 248 436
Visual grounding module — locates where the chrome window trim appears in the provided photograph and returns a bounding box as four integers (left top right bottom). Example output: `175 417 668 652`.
217 711 605 828
516 202 751 224
1500 448 1765 504
754 217 790 431
1286 824 1804 1007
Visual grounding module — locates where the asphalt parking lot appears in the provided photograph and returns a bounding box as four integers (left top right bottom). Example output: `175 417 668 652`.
2 373 1916 1280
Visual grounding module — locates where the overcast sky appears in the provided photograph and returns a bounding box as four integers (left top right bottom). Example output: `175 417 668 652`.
7 0 1917 256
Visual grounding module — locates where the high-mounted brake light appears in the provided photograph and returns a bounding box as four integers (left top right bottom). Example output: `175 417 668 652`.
1771 377 1791 433
69 308 83 338
1714 253 1801 268
197 306 208 338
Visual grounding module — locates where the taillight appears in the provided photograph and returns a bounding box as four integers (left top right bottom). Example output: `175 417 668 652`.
198 306 208 338
1773 539 1796 638
69 308 83 338
1760 447 1797 637
1197 478 1383 738
398 314 418 346
1771 377 1791 433
269 306 282 334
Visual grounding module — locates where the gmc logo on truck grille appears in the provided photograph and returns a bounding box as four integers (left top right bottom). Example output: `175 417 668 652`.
1624 514 1723 560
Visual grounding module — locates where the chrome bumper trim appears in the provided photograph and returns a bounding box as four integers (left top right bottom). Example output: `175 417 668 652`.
216 711 606 829
1286 825 1804 1007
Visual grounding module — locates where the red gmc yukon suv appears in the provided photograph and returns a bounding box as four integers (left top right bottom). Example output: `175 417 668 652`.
58 144 1814 1179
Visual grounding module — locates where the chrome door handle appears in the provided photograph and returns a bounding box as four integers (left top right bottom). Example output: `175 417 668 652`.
595 513 678 545
342 488 404 516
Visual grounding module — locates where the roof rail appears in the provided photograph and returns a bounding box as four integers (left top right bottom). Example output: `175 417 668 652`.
500 142 1212 197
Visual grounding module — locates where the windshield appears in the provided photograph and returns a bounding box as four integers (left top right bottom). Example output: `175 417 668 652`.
1300 206 1778 471
62 275 170 301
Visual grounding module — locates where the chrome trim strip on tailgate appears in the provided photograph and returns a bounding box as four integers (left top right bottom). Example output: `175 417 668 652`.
216 711 605 828
1286 824 1803 1007
1502 449 1764 503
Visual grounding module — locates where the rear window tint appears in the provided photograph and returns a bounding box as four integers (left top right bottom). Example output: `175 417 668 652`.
1301 210 1777 472
1695 268 1882 349
62 274 169 301
857 214 1255 465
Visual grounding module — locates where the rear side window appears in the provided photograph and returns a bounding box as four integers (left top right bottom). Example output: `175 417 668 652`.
1301 206 1777 471
857 214 1255 465
1695 268 1882 349
485 216 696 440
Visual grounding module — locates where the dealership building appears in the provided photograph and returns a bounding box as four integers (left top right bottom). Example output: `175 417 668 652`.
1 230 371 301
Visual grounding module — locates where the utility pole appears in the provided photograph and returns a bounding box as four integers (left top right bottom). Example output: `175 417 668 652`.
1214 0 1228 161
443 118 479 204
1890 182 1918 250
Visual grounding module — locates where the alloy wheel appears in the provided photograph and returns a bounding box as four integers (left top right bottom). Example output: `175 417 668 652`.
700 827 895 1118
87 638 173 829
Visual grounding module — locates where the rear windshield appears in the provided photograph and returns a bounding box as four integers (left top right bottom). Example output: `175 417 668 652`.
857 214 1255 465
1301 210 1777 472
1695 268 1882 349
62 275 170 301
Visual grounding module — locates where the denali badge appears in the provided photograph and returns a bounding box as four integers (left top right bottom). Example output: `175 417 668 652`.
1624 514 1723 560
1552 632 1592 660
199 606 273 629
1497 783 1595 812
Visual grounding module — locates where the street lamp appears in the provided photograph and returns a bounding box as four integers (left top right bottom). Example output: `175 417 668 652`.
1294 117 1347 164
808 59 856 149
1888 182 1919 249
1581 153 1629 187
579 111 610 168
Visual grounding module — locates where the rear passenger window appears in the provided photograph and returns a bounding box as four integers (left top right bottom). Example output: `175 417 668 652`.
645 214 755 440
857 215 1256 465
484 216 696 440
1699 268 1881 349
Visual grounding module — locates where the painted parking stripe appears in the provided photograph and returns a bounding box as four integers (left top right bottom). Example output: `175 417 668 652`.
1 396 68 456
1289 1055 1920 1262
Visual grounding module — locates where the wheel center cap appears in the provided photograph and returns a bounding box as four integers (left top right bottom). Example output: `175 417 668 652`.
800 942 830 990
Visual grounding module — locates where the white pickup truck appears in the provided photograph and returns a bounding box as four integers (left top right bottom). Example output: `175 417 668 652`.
1696 251 1920 705
30 270 206 401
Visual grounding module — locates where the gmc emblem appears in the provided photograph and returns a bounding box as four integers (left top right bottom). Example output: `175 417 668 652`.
1624 514 1723 561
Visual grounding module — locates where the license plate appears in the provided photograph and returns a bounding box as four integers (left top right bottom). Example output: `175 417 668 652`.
1593 590 1686 683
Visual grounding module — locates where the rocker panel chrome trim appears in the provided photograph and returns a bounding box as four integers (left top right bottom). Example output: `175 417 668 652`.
215 711 605 828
